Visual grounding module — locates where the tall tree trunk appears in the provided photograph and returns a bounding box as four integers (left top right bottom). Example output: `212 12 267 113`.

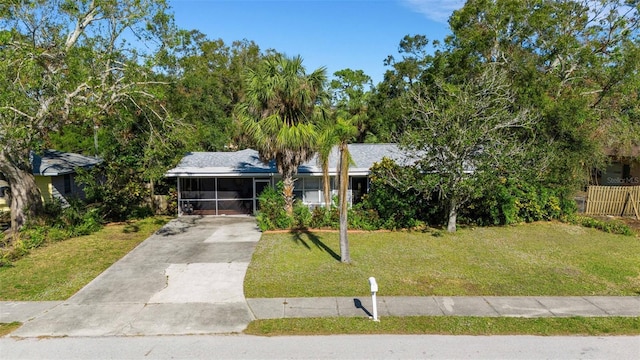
149 180 156 213
0 151 43 232
338 143 350 263
447 198 457 233
322 161 331 209
282 175 295 216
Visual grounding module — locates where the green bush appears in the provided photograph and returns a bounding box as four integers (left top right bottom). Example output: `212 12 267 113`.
129 205 154 220
309 206 339 229
292 201 312 229
20 227 47 249
71 208 103 236
348 205 381 230
569 215 634 236
257 182 382 231
76 160 150 222
362 158 435 229
256 182 292 231
47 227 71 242
471 178 576 226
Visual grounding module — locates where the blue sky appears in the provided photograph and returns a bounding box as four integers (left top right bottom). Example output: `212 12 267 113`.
168 0 465 85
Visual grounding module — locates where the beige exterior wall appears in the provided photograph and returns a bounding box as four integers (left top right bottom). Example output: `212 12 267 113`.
0 175 73 213
35 176 54 202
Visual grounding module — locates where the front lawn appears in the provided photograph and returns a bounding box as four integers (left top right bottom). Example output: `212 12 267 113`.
244 222 640 297
0 217 169 301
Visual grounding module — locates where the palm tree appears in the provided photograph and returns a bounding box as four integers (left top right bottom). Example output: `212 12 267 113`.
235 54 327 215
334 118 358 263
317 69 371 263
316 116 357 263
316 113 338 209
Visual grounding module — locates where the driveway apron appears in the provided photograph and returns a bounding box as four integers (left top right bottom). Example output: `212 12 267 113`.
11 216 261 337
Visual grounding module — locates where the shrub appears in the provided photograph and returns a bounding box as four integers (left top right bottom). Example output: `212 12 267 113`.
569 215 634 236
76 160 150 222
47 227 71 242
362 158 435 229
256 182 292 231
292 201 312 229
348 205 381 230
129 205 154 220
471 178 576 225
71 207 103 236
309 206 339 229
20 227 47 249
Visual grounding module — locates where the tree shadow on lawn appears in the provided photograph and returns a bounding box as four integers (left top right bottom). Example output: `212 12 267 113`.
290 229 340 261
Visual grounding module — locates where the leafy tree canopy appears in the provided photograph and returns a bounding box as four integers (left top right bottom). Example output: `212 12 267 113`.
0 0 175 230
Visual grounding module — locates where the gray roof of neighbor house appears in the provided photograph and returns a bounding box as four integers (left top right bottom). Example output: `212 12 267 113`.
166 144 411 177
31 150 102 176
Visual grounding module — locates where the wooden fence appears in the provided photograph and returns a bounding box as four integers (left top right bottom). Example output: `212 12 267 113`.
585 185 640 218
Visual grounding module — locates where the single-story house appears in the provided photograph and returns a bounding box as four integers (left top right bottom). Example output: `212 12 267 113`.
0 150 102 212
165 144 408 216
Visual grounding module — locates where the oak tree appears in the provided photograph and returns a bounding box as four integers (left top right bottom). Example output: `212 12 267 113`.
0 0 174 231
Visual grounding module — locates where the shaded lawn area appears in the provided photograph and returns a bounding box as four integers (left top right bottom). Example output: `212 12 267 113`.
0 217 169 301
244 222 640 298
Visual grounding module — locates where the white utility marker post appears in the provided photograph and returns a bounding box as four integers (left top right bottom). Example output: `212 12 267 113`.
368 276 379 322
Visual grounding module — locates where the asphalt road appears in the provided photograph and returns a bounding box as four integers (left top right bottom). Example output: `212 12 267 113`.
1 335 638 359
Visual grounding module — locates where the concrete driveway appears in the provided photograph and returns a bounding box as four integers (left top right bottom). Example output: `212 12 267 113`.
11 216 261 337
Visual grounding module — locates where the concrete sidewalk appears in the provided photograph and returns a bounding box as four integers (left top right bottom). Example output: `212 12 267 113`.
3 296 638 326
247 296 640 319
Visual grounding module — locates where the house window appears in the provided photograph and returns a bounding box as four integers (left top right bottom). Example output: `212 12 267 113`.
63 174 72 194
293 177 322 205
303 178 321 204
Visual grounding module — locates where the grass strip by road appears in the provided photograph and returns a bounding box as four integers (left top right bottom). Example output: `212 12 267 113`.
0 217 169 301
245 222 640 297
245 316 640 336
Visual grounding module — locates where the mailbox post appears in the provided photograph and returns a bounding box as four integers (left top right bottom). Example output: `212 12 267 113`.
368 277 379 322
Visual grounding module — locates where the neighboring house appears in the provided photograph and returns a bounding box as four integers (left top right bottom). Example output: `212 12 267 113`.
593 147 640 186
0 150 102 212
166 144 408 216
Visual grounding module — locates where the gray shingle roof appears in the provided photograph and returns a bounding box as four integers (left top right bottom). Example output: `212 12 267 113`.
166 144 409 177
32 150 103 176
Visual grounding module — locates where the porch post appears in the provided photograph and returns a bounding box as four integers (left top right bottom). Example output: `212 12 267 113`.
177 177 182 216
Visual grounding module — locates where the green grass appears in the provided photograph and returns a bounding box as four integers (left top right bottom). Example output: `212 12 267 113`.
2 219 638 337
245 316 640 336
244 222 640 297
0 217 169 301
0 322 21 337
